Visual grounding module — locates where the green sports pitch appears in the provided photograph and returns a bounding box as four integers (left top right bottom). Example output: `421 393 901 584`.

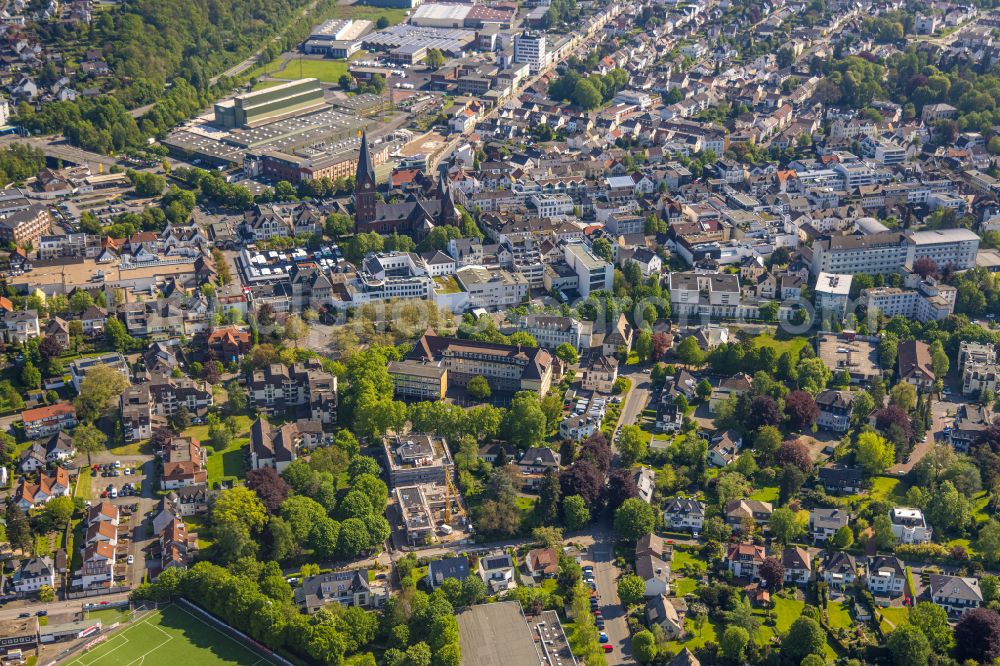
65 604 281 666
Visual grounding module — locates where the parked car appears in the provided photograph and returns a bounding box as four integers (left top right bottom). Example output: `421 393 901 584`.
599 633 608 643
127 555 134 565
603 645 613 653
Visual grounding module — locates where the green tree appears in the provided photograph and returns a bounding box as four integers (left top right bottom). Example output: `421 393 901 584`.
857 431 894 476
696 379 712 401
617 425 648 466
926 480 969 534
873 514 896 551
501 391 547 448
73 422 107 465
720 626 750 662
978 520 1000 563
631 629 657 663
635 329 653 362
781 616 825 662
562 495 590 530
887 624 931 666
467 375 491 401
74 364 130 422
797 357 832 394
676 337 703 366
213 486 267 533
909 602 953 653
613 498 657 541
20 362 40 389
104 316 134 352
768 507 802 546
554 343 579 365
889 382 917 412
617 574 645 606
572 79 602 109
832 525 854 549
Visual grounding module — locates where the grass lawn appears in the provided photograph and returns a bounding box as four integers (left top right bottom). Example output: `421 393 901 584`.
673 577 697 596
64 604 281 666
972 491 991 524
664 618 721 653
671 548 707 574
184 515 214 550
827 601 853 629
188 416 253 486
434 275 462 294
86 607 134 625
749 486 779 503
879 606 909 629
108 438 154 456
276 58 350 83
771 596 805 633
751 333 808 357
869 476 906 503
326 3 407 25
74 466 93 500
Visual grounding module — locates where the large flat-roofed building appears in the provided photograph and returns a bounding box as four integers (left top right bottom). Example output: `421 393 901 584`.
455 266 528 310
811 232 909 275
70 353 131 392
214 79 326 129
908 228 980 271
10 257 205 297
861 282 956 323
384 433 454 487
815 331 880 384
388 358 448 400
457 602 545 666
0 204 51 247
406 331 556 395
814 272 852 320
564 242 613 298
302 19 373 55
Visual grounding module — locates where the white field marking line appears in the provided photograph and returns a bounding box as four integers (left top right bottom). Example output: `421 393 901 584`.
81 609 165 666
122 632 174 666
71 632 131 666
171 603 277 664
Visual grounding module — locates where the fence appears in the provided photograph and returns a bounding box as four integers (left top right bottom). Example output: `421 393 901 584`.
176 597 297 666
65 585 131 599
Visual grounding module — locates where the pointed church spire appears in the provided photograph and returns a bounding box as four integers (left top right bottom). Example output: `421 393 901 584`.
356 130 376 186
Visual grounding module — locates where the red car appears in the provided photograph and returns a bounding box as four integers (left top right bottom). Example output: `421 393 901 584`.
593 610 603 618
603 645 613 653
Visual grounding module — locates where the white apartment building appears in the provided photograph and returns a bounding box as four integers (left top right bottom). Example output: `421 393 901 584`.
455 266 528 310
564 243 613 297
668 271 741 317
908 228 980 271
811 232 909 275
866 556 906 596
889 507 932 544
814 272 852 319
519 314 592 350
514 32 548 73
960 341 1000 396
530 193 574 218
861 283 956 323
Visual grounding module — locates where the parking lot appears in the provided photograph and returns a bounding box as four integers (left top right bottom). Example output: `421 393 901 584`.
92 461 144 500
586 542 634 665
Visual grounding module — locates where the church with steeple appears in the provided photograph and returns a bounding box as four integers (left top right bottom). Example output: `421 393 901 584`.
353 131 458 238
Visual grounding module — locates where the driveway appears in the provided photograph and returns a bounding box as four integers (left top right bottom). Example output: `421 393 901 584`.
889 392 961 475
586 540 634 665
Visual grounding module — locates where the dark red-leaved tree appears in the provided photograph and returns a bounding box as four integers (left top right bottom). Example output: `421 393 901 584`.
579 435 612 474
560 460 605 508
39 335 63 360
874 405 913 441
776 439 813 473
784 390 819 431
652 332 673 360
954 608 1000 663
912 256 938 279
747 395 782 431
606 468 639 513
246 467 290 514
759 556 785 590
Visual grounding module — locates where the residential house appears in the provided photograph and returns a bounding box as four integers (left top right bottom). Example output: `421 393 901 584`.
13 556 54 595
708 373 753 414
206 326 252 361
160 437 207 490
21 403 77 440
725 499 772 530
518 447 561 490
929 574 983 617
633 466 655 504
14 466 70 509
646 594 685 639
782 547 812 585
478 551 516 593
726 542 765 579
247 360 338 424
898 340 935 390
580 354 619 393
866 555 906 597
823 551 857 590
249 416 300 474
663 497 705 533
602 313 634 355
427 556 470 589
708 430 742 468
889 507 932 544
636 553 670 597
295 570 387 613
810 508 849 543
159 518 198 573
815 390 854 433
818 464 865 494
523 547 559 581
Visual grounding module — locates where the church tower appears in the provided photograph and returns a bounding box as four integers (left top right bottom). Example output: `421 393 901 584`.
437 164 458 227
354 131 377 229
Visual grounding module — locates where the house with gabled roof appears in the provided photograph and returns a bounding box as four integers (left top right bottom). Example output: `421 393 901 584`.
782 547 812 585
866 555 905 596
930 574 982 617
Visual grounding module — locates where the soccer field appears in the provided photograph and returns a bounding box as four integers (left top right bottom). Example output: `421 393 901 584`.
65 604 280 666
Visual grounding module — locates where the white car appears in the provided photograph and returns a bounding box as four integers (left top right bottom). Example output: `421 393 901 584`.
127 555 134 565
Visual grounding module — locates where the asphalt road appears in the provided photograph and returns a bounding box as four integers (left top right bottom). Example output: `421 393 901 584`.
586 538 634 665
